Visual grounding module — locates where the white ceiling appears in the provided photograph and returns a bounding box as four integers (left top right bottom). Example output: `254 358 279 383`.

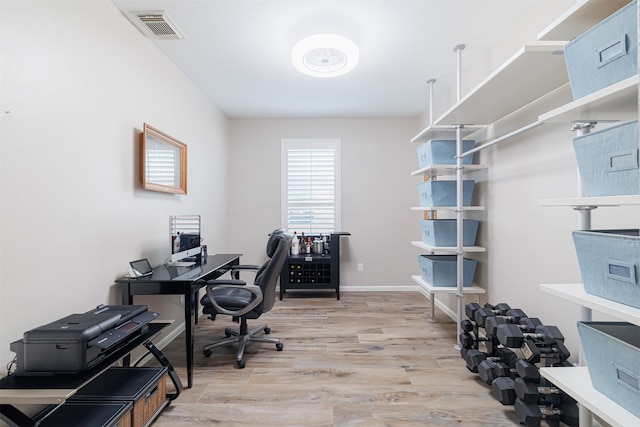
111 0 575 119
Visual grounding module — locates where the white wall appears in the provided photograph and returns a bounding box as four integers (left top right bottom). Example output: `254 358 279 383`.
228 118 421 288
0 0 230 366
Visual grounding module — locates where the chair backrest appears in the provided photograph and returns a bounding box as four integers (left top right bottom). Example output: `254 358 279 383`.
254 229 292 314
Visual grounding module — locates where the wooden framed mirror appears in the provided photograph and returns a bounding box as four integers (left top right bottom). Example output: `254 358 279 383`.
140 123 187 194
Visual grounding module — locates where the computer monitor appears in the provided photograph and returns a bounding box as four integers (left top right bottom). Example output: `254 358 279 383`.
170 215 201 263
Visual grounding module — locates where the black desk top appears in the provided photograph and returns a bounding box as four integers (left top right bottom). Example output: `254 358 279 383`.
116 254 241 283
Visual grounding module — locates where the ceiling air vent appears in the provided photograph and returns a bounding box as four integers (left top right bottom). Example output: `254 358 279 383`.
134 12 184 40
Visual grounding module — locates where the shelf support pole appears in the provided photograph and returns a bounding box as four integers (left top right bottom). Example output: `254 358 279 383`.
455 124 465 347
571 121 597 427
453 44 465 102
427 78 436 125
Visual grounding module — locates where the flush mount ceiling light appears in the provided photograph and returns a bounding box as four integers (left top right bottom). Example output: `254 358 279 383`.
292 34 359 78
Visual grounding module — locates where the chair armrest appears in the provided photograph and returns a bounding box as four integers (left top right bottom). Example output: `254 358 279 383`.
204 280 263 317
230 264 260 280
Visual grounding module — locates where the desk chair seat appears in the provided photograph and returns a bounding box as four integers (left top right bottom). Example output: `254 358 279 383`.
200 230 292 368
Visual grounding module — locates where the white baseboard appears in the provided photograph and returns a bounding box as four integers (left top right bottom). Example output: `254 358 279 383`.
339 285 421 292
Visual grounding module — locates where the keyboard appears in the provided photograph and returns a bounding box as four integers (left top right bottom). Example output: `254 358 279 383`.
167 261 196 267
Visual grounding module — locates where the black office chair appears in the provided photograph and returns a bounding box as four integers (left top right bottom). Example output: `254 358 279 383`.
200 229 292 368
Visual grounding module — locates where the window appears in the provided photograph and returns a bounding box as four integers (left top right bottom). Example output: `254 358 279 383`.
281 138 341 234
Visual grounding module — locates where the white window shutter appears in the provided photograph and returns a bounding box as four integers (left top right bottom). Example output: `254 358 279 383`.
281 139 341 234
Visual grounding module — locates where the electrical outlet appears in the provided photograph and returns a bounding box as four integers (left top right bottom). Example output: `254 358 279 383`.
473 295 479 303
357 263 364 272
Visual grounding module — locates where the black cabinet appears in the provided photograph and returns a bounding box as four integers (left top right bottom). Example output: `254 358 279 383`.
279 232 349 300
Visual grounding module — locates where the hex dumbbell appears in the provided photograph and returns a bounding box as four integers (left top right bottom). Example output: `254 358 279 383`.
477 349 519 385
464 348 515 373
484 316 542 337
465 302 483 321
489 359 540 405
479 356 538 386
520 337 571 365
474 307 524 328
514 377 575 405
460 319 474 332
496 323 564 348
459 331 499 353
465 302 510 323
514 398 579 426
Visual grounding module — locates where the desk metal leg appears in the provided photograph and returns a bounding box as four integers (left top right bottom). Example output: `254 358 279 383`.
121 282 133 305
121 282 133 367
184 286 195 388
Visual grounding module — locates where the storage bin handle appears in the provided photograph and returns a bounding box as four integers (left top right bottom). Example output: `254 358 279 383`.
597 34 628 68
604 258 637 285
606 149 639 173
612 362 640 395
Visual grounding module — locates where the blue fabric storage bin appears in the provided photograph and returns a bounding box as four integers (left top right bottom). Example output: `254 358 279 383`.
564 0 637 99
577 321 640 417
417 255 476 287
419 219 479 247
572 229 640 309
416 180 475 207
573 120 639 197
417 139 475 169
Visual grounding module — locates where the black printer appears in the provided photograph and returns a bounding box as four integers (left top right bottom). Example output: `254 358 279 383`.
10 305 158 375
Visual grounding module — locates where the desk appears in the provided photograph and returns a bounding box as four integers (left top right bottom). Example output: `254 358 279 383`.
116 254 241 388
0 323 175 426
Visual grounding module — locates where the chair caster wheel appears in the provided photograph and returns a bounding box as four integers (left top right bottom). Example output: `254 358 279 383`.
264 327 271 334
276 343 284 351
203 349 212 357
237 360 246 369
225 331 232 338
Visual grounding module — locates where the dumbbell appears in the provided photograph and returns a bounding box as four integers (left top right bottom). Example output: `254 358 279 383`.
477 349 519 385
465 302 510 323
465 302 483 321
514 398 579 426
484 316 542 337
464 347 514 373
474 307 523 328
459 331 500 354
520 337 571 365
496 323 564 348
489 359 540 405
496 323 570 364
514 377 575 405
480 357 539 386
460 318 474 332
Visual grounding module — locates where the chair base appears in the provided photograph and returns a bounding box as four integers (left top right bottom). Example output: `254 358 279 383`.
202 320 283 368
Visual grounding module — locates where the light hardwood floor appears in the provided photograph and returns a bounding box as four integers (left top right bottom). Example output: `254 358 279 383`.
151 291 521 426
